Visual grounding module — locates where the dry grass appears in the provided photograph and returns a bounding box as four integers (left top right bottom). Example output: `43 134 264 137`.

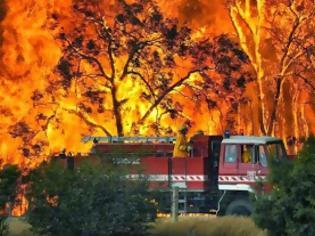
150 215 266 236
6 215 266 236
6 217 33 236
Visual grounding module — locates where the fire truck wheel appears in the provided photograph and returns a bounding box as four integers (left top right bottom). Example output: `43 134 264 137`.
225 198 252 216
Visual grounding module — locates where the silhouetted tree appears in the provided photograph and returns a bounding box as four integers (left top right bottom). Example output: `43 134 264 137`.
50 0 253 136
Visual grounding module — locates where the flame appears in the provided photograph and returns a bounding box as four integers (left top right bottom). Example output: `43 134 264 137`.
0 0 313 218
228 0 315 152
0 0 314 171
11 194 29 217
229 0 267 134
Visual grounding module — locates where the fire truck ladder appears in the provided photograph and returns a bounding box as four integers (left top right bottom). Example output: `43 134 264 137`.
178 191 188 214
170 160 188 214
81 136 176 143
179 159 188 214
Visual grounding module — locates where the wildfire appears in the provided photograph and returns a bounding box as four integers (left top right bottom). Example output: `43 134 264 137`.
11 192 29 217
0 0 314 172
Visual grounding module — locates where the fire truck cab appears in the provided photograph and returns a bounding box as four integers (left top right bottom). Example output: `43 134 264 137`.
217 135 286 215
79 134 287 215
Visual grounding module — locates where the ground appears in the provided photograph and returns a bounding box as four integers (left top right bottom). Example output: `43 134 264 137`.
6 217 32 236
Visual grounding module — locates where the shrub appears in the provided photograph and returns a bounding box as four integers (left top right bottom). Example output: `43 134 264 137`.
253 136 315 236
26 160 157 236
0 165 21 236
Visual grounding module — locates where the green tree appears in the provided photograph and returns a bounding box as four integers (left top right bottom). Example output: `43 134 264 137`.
253 136 315 236
26 159 156 236
0 165 21 236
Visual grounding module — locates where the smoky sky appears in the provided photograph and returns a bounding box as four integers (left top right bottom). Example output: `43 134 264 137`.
0 0 6 43
0 0 6 21
179 0 219 24
160 0 233 34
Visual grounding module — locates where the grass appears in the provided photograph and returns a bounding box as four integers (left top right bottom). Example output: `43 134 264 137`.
6 215 266 236
150 215 266 236
6 217 33 236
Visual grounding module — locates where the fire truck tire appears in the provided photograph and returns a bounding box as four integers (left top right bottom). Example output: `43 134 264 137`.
225 198 253 216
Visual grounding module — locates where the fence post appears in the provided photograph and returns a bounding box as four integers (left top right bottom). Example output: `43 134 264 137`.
171 187 179 222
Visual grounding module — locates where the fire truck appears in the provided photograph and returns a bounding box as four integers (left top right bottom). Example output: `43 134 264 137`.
74 134 287 215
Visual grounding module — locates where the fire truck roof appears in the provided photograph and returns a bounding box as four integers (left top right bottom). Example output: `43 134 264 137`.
222 136 281 144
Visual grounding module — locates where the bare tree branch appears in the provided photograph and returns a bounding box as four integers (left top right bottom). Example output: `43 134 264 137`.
94 20 116 80
119 38 163 82
63 108 112 136
296 74 315 91
64 38 112 82
127 70 156 100
139 67 214 123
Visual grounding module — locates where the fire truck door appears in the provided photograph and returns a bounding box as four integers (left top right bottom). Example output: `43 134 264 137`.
209 138 221 186
219 144 239 177
238 144 258 180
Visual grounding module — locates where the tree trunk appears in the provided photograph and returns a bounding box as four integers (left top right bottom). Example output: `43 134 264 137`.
292 84 299 154
300 102 309 138
257 86 267 135
229 1 268 135
111 86 124 136
267 78 283 135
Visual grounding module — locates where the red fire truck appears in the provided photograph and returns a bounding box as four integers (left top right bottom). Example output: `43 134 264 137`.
77 134 287 215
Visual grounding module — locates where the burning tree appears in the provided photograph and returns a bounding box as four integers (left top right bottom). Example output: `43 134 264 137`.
2 0 254 166
264 0 315 141
49 0 253 137
228 0 315 144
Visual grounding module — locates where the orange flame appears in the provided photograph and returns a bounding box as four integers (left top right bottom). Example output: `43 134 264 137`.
0 0 314 170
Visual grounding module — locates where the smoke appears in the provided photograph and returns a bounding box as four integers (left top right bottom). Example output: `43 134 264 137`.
178 0 218 24
0 0 7 25
0 0 7 58
159 0 233 35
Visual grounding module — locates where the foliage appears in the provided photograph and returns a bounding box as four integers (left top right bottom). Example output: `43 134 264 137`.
151 216 265 236
0 165 21 236
41 0 253 136
26 159 157 236
253 136 315 236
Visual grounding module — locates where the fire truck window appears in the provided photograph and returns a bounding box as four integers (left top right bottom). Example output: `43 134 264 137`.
277 144 285 159
266 143 285 160
155 151 164 157
259 145 267 167
224 145 237 163
241 145 255 164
